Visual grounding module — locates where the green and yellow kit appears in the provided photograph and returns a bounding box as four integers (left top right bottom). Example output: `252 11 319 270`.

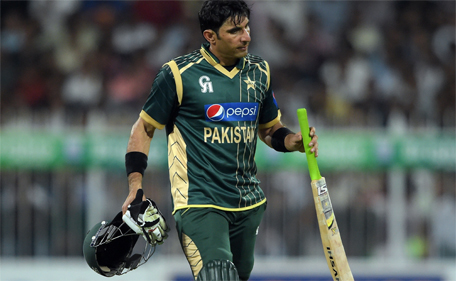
140 43 280 214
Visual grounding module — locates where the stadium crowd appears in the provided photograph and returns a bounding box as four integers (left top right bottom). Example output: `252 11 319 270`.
1 0 454 259
1 1 454 129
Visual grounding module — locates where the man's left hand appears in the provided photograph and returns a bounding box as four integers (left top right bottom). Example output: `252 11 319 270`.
286 127 318 156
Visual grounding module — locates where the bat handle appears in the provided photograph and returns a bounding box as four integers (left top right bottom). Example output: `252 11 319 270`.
297 108 321 181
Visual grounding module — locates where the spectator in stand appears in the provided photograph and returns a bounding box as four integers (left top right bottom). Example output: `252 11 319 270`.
53 13 100 75
111 11 156 56
61 53 103 125
105 51 154 120
14 65 48 110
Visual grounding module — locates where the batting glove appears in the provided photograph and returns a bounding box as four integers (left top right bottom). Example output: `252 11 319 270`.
122 189 170 245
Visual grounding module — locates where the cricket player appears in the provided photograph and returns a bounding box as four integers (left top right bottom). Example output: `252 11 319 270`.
122 1 319 280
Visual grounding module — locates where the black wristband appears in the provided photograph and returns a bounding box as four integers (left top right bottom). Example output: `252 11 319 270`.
271 127 294 152
125 152 148 176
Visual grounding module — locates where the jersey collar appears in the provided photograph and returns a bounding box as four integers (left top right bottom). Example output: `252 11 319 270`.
200 43 246 79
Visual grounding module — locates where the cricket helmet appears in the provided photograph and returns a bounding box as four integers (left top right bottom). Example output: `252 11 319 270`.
83 211 155 277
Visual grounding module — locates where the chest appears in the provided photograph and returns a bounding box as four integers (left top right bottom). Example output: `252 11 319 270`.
180 64 269 109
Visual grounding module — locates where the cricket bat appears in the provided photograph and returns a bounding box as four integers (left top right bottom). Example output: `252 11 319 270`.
297 108 354 281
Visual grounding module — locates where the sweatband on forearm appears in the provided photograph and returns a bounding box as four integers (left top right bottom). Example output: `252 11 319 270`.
125 151 148 176
271 127 294 152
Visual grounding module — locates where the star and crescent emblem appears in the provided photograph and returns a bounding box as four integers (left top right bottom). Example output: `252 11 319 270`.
243 77 255 90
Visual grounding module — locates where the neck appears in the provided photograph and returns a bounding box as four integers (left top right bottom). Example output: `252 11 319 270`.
209 45 238 66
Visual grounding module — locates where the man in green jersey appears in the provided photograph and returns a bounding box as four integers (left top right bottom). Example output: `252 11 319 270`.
122 1 319 280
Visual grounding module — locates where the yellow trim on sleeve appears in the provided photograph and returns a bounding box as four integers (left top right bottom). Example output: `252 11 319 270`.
172 198 267 215
258 111 281 129
139 110 165 130
165 61 183 106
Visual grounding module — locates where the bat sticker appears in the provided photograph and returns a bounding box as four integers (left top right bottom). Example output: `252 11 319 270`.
316 181 328 195
320 194 335 229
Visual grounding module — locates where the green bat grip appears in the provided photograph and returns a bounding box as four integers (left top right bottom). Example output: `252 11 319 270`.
297 108 321 181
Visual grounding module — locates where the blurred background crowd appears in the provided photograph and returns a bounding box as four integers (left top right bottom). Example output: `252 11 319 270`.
1 0 455 266
2 0 454 129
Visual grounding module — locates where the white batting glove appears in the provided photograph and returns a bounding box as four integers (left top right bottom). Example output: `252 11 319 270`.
138 199 170 245
122 190 170 245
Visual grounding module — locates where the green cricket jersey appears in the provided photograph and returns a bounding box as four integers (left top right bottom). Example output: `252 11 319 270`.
140 43 281 214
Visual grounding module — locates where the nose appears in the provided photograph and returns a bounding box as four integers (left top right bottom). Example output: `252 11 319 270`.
241 28 251 43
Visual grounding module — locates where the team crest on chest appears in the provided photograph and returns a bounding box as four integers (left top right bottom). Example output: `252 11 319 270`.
199 75 214 93
243 77 255 91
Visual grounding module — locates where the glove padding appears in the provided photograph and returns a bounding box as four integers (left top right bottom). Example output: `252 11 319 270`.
122 189 170 245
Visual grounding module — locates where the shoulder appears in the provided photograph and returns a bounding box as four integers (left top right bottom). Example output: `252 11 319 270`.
169 49 203 70
244 53 271 88
157 49 202 81
244 53 270 75
245 53 267 66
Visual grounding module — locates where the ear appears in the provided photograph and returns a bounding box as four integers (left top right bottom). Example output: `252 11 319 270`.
203 30 217 45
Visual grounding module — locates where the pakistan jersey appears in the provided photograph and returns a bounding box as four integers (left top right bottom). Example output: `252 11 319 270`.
140 43 281 214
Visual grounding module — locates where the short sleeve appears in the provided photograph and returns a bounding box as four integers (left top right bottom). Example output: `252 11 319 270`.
258 82 280 129
140 64 177 129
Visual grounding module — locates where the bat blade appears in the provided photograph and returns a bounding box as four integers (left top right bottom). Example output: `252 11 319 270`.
311 177 353 281
297 109 354 281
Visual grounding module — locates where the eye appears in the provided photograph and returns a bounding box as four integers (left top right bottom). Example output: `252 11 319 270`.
229 27 242 34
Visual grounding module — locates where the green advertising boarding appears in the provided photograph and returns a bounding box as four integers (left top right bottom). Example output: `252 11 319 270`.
1 129 454 171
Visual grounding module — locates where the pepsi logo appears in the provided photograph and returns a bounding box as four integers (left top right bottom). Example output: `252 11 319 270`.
206 104 225 122
205 102 258 122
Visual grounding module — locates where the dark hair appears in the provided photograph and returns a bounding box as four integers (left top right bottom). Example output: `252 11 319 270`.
198 0 250 36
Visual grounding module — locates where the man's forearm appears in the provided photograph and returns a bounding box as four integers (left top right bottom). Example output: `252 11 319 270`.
127 117 155 154
125 117 156 189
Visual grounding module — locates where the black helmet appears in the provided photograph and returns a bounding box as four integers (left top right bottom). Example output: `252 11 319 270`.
83 211 155 277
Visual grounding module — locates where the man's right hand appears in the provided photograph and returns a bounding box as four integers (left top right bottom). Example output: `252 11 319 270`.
122 189 170 245
122 187 145 215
